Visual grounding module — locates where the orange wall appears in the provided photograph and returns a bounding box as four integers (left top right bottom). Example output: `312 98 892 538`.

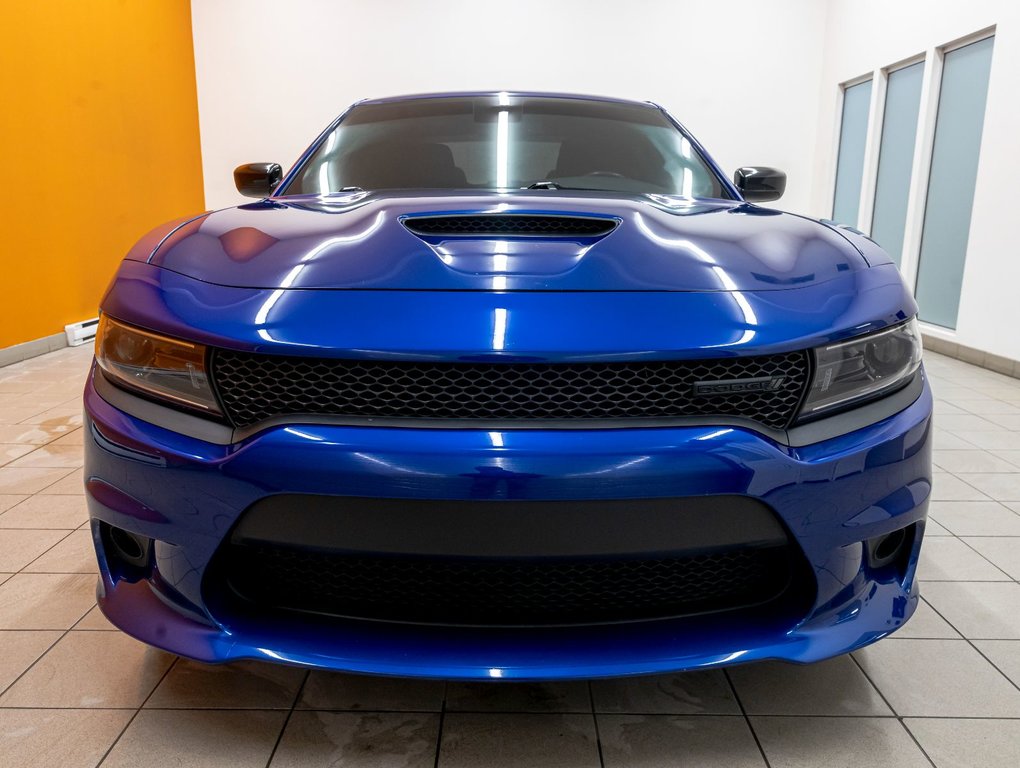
0 0 204 349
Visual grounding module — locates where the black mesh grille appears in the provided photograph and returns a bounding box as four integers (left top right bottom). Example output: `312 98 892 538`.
402 214 618 237
220 543 794 626
211 351 809 429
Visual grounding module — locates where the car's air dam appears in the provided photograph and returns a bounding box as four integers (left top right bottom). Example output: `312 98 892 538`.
205 495 814 627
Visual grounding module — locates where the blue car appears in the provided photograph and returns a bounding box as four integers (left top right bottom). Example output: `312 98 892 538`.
85 92 931 680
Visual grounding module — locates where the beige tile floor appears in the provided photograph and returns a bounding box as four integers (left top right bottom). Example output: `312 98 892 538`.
1 345 1019 767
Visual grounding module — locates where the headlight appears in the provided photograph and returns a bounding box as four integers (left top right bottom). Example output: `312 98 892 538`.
95 315 221 415
799 318 922 420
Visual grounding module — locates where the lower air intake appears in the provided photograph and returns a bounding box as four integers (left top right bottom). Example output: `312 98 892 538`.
219 542 796 627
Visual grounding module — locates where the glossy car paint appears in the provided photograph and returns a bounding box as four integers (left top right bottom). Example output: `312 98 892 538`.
149 194 879 292
85 91 932 679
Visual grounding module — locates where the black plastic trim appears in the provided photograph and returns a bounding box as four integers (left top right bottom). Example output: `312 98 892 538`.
93 368 234 445
234 162 283 198
93 362 925 449
733 166 787 203
785 371 924 446
90 422 167 467
232 494 788 558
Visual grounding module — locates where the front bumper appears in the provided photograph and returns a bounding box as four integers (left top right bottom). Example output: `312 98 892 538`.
84 367 933 680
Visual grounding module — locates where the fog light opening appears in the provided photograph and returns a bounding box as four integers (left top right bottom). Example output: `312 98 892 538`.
866 524 916 577
109 527 146 564
101 522 152 575
873 529 906 564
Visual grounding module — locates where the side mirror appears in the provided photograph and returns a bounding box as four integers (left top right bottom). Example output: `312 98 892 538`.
734 166 786 203
234 163 283 198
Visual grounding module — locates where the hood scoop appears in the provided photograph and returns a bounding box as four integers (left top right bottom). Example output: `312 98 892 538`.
401 213 619 240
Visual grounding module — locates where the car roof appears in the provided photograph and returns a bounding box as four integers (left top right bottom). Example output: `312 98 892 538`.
356 91 661 109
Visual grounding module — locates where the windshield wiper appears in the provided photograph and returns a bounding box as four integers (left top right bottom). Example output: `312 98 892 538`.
318 187 367 197
524 181 614 192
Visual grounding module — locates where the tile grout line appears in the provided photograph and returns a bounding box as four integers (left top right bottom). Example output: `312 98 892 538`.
0 484 85 527
0 464 81 501
945 471 1020 523
0 374 128 730
0 605 93 700
722 668 773 768
915 577 1016 582
899 716 938 766
0 427 70 455
0 502 94 701
95 656 180 767
587 681 606 768
847 652 898 718
4 448 85 472
262 669 310 768
943 518 1017 581
938 433 1020 466
14 401 88 427
10 402 77 426
1 704 1019 719
847 653 937 767
929 470 1020 676
11 527 81 574
932 468 995 503
948 398 1018 418
0 468 80 497
431 681 448 768
918 596 1020 696
948 464 1020 497
7 570 113 576
927 493 1020 585
0 429 81 459
0 627 109 635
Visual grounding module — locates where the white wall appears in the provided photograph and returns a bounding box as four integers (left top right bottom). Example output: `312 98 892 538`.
809 0 1020 361
191 0 827 212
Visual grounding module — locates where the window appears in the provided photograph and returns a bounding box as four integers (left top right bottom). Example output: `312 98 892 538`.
283 96 732 199
870 61 924 266
831 79 873 227
914 36 995 329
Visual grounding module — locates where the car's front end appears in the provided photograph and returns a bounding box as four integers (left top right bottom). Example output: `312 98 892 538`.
84 93 932 680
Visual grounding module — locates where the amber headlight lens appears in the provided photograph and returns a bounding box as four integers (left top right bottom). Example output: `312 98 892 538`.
95 315 221 415
799 318 922 420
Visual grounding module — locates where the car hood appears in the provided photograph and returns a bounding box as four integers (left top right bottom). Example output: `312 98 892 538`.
145 191 869 292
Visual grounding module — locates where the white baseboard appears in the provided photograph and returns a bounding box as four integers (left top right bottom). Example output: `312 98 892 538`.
922 334 1020 378
0 332 69 368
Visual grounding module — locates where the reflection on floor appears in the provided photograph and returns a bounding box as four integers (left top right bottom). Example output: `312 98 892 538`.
1 345 1019 767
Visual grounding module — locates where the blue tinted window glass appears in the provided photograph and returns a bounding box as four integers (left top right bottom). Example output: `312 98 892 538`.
832 79 873 226
915 37 995 329
871 62 924 266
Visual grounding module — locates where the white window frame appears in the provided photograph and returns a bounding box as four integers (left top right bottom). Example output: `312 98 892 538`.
828 26 996 343
910 26 995 340
825 71 874 222
857 53 925 238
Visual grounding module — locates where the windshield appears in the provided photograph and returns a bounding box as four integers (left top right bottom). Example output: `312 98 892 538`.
281 95 732 198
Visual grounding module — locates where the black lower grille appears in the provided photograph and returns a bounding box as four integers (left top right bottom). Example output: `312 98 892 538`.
211 350 810 429
218 542 795 626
